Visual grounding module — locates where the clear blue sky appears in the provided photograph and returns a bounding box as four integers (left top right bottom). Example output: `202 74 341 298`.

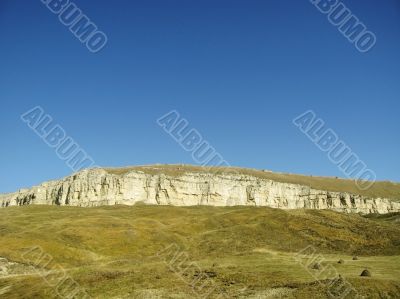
1 0 399 193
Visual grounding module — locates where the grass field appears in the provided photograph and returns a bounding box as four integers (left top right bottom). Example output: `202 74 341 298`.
0 205 400 298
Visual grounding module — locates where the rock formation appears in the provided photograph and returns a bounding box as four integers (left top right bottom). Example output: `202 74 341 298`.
1 166 399 214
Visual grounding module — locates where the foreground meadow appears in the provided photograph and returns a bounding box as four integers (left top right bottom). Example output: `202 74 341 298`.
0 205 399 298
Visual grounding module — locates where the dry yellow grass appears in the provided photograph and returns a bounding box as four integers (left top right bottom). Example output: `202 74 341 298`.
0 205 399 298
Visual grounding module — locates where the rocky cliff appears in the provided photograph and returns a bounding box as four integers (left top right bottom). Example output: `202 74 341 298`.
1 166 399 214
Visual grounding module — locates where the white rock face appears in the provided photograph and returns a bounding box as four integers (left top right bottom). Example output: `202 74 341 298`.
1 168 399 214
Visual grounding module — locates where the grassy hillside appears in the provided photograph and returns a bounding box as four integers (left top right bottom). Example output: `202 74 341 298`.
104 164 400 201
1 205 400 298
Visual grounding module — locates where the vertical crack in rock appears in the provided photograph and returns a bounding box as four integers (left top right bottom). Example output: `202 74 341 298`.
54 186 63 206
339 194 347 207
155 175 170 205
327 193 333 208
15 193 35 206
155 176 161 205
350 195 356 208
246 185 256 205
116 177 123 195
65 186 71 205
201 181 210 204
100 176 109 197
144 176 151 200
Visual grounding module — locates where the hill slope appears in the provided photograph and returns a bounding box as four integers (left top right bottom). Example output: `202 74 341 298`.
0 205 399 298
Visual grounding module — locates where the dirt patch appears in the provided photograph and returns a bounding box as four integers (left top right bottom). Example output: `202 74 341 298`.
0 257 36 278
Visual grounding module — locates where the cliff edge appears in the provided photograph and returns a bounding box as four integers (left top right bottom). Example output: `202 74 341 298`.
1 165 399 214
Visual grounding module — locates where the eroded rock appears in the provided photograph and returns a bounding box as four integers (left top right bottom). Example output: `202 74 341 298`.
1 168 399 214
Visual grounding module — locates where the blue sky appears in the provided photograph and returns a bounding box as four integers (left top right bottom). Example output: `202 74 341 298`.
1 0 399 193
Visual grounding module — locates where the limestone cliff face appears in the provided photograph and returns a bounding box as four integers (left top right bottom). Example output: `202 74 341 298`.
1 168 399 214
